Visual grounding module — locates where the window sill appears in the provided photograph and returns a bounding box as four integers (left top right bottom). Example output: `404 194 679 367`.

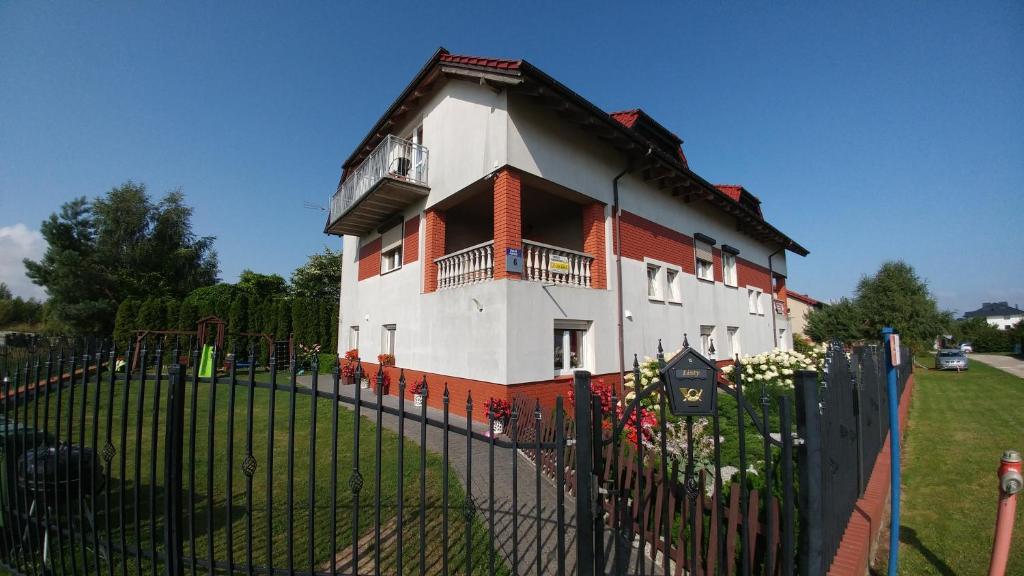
696 276 715 284
724 283 739 289
380 265 403 276
648 296 665 303
667 299 683 306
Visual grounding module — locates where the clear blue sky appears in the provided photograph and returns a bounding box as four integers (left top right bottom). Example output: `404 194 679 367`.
1 2 1021 315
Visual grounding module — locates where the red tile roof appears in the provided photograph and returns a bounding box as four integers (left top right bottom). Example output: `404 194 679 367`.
609 109 640 128
788 291 822 307
715 184 743 203
439 52 522 70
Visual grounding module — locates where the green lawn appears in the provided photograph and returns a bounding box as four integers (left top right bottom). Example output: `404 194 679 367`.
877 356 1024 575
4 368 505 576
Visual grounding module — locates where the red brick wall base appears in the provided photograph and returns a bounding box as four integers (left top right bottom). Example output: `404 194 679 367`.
352 362 623 423
828 373 916 576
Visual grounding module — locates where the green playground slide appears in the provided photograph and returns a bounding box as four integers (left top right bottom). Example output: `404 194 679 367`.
198 344 214 378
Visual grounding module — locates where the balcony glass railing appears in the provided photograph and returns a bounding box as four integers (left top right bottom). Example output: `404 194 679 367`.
330 135 429 223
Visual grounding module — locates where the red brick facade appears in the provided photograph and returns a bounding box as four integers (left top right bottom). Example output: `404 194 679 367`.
493 168 522 280
582 202 607 289
614 210 696 274
403 215 420 264
737 257 772 292
357 361 623 423
357 238 381 281
712 248 724 283
423 209 446 292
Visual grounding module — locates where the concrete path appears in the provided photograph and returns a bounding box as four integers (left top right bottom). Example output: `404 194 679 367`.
969 353 1024 378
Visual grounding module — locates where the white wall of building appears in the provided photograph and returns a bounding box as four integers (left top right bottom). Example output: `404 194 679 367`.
985 315 1024 330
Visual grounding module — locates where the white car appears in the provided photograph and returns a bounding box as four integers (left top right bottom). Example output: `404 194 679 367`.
959 342 973 353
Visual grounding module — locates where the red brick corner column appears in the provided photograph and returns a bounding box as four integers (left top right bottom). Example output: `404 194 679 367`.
827 373 916 576
582 202 607 289
423 209 446 293
493 168 522 280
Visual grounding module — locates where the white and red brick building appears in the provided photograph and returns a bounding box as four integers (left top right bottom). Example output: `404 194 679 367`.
326 49 808 411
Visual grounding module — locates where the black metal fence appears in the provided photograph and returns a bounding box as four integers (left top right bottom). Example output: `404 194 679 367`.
1 335 912 576
794 342 912 574
0 341 550 576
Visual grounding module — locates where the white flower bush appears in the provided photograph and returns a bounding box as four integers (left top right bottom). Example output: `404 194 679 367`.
719 344 826 389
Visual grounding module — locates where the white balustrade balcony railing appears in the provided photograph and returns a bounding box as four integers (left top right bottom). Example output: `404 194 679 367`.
330 135 429 223
435 241 494 290
523 240 594 287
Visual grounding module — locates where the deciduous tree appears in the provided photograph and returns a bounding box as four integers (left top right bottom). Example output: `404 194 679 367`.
23 183 218 334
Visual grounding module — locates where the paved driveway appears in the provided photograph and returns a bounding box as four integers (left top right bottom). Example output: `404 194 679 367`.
970 353 1024 378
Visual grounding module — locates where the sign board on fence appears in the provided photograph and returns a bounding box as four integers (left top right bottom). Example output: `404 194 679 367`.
548 254 570 275
660 348 717 416
505 247 523 274
890 333 901 366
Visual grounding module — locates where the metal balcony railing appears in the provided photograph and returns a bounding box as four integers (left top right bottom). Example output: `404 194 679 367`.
330 135 429 223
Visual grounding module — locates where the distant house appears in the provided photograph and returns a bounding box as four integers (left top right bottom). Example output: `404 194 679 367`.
962 302 1024 330
786 291 823 338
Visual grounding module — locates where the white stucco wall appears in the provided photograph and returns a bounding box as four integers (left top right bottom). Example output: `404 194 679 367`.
985 315 1024 330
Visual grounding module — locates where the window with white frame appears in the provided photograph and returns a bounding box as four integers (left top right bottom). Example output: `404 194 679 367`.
380 223 403 274
748 288 764 315
723 253 738 286
728 326 741 359
666 268 681 303
647 264 663 300
554 320 591 375
381 324 396 356
700 325 716 358
350 326 359 351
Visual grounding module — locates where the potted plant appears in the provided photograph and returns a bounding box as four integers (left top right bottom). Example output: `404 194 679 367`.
410 378 427 407
377 353 395 367
340 349 359 384
484 398 512 435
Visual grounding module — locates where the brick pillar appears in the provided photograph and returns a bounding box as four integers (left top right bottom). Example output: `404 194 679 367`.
774 275 788 314
581 202 607 289
493 168 522 280
423 209 446 293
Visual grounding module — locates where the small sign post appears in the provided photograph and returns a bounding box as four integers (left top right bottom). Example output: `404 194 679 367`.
882 327 901 576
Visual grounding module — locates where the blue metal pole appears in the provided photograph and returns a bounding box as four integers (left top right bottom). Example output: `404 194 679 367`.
883 326 901 575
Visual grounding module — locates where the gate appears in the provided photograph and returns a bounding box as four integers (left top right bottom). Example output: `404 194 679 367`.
571 343 797 576
1 338 797 576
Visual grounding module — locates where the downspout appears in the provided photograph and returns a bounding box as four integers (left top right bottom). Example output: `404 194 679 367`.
614 148 652 386
768 246 785 348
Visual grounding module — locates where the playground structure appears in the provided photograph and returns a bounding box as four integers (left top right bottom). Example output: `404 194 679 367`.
130 315 292 371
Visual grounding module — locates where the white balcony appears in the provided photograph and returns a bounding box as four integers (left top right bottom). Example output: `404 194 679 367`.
326 135 429 236
433 240 595 290
522 240 594 288
435 241 494 290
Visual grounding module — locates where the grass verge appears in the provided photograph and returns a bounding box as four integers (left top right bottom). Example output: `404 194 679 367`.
875 356 1023 575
